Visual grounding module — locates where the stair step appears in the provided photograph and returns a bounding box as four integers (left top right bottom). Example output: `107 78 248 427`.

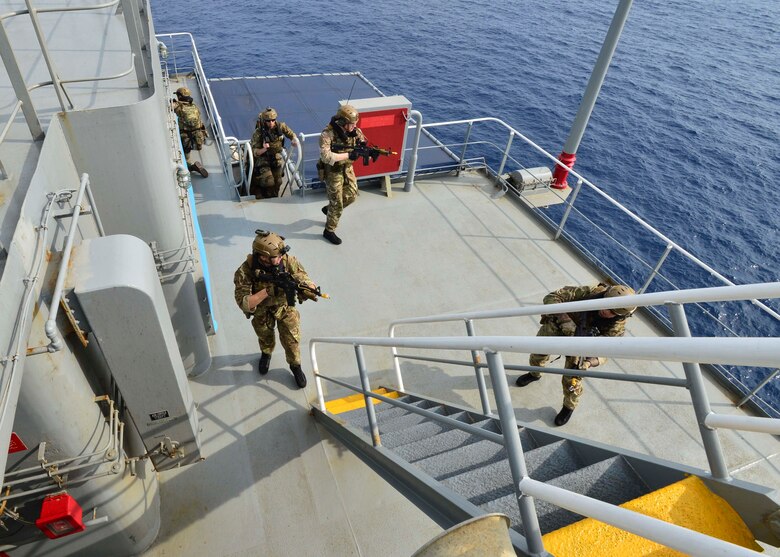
442 440 584 506
392 419 503 463
338 395 425 426
416 439 506 481
325 388 401 414
381 420 449 449
484 456 648 534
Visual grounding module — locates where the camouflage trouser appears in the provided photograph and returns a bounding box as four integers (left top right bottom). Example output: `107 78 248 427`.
251 305 301 365
250 152 284 198
180 129 205 164
528 321 584 410
325 163 358 232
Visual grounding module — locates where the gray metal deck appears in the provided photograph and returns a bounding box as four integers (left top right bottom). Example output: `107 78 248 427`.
142 129 780 554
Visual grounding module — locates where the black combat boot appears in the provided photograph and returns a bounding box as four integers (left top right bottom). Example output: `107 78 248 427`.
515 373 540 387
258 352 271 375
554 406 573 426
321 205 328 215
323 229 342 245
192 161 209 178
290 364 307 388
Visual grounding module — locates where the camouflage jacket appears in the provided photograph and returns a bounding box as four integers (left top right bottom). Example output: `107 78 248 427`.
251 122 296 156
542 284 629 368
319 124 366 167
542 284 627 338
233 254 312 315
174 101 204 132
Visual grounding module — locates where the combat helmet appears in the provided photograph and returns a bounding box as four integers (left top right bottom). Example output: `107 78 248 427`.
335 104 359 124
252 229 289 258
259 107 277 121
175 87 191 99
604 285 636 317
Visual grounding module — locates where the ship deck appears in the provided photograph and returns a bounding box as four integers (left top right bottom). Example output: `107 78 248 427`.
142 127 780 555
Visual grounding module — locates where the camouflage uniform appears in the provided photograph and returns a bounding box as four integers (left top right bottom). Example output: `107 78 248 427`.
529 284 628 409
250 121 296 198
173 100 206 166
233 253 313 365
319 124 366 232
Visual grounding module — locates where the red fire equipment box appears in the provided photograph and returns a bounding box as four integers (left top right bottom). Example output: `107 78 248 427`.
343 95 411 179
35 493 86 539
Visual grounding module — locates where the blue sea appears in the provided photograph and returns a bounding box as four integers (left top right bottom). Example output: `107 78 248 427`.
150 0 780 413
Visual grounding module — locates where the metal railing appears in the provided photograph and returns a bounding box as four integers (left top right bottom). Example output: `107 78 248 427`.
311 283 780 557
0 0 146 142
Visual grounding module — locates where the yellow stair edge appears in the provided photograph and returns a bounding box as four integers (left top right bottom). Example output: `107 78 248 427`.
325 388 400 414
542 475 762 556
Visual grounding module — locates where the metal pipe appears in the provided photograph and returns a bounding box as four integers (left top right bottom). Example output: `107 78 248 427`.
519 478 759 557
392 354 687 388
354 345 380 447
0 100 23 178
554 178 583 240
736 368 779 408
403 110 423 192
45 174 90 351
388 324 405 392
458 121 473 168
465 320 491 415
639 244 674 294
704 412 780 435
496 131 514 177
60 53 136 85
390 282 780 327
667 303 729 480
0 23 43 139
311 342 327 412
84 180 105 236
484 351 544 556
310 335 780 369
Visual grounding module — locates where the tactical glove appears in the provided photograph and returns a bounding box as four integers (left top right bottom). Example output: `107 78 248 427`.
348 150 360 161
580 357 599 370
559 318 576 336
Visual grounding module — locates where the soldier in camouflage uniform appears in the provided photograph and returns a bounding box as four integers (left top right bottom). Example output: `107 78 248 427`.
172 87 208 178
233 230 319 388
250 107 298 199
515 284 636 426
319 104 366 245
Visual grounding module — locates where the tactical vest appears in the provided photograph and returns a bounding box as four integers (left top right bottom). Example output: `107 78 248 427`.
176 102 202 131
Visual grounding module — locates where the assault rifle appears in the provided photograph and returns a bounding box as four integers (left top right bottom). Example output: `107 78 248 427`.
332 141 397 166
572 313 600 370
256 268 329 307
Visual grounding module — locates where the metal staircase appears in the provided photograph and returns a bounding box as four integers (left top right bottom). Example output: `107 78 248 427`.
313 390 767 555
309 283 780 556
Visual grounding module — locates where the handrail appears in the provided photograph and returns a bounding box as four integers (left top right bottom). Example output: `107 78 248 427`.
413 117 780 324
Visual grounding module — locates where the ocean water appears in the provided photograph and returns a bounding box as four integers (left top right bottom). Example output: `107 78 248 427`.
150 0 780 411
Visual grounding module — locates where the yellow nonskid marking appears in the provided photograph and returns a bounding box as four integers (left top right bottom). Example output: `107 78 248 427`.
542 475 761 556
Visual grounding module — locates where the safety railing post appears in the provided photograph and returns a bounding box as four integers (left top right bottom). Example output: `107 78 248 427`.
554 177 583 240
0 23 43 139
355 344 381 447
496 130 514 177
24 0 69 110
639 244 673 294
667 303 730 480
458 121 473 169
403 110 423 192
484 350 545 556
465 320 491 415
